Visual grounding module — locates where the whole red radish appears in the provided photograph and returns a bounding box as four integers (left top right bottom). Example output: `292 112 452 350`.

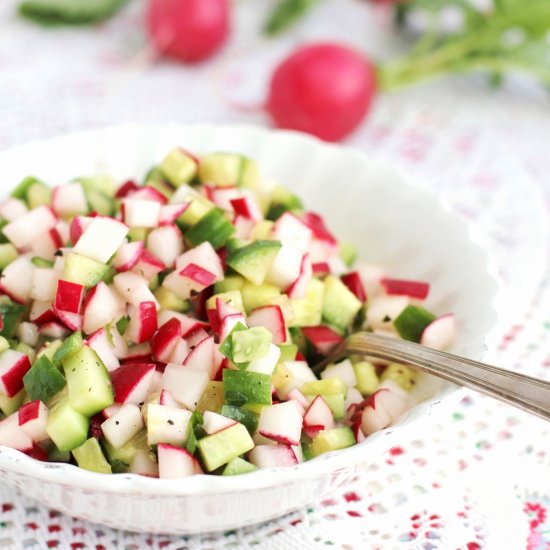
267 43 377 142
147 0 230 63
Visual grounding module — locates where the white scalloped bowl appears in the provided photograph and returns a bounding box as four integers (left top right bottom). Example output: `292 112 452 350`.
0 124 498 534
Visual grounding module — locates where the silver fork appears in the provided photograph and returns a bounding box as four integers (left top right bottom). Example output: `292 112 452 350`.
314 332 550 421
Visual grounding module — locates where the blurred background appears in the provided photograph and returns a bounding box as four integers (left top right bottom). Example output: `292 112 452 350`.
0 1 549 548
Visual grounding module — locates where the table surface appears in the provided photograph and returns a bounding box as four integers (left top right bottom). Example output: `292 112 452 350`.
0 1 549 548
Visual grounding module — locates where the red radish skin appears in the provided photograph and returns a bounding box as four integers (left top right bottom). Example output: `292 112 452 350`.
159 204 189 225
0 351 31 397
303 395 334 430
302 212 337 245
420 313 456 350
113 241 144 272
380 278 430 300
230 196 262 222
180 263 217 287
152 317 182 362
128 186 168 205
54 280 84 314
302 325 343 355
115 180 139 199
147 0 230 63
247 305 286 345
267 43 377 142
111 363 156 405
341 272 367 302
312 262 330 276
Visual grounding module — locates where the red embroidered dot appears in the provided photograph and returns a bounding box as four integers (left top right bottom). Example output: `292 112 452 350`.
290 519 302 526
46 541 58 548
26 522 38 530
467 543 481 550
1 504 13 513
347 510 362 517
71 543 85 549
48 525 61 533
410 514 421 521
389 446 404 456
343 492 361 502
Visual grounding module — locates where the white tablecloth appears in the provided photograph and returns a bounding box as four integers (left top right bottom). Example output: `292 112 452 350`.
0 1 548 548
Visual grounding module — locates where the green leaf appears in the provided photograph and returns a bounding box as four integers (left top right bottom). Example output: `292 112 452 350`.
264 0 320 36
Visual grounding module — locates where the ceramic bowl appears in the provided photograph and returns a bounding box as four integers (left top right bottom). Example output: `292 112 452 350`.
0 124 498 534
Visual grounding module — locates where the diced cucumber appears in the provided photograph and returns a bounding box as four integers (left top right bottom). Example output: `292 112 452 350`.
278 343 298 362
309 427 355 457
154 287 189 312
198 153 242 188
339 242 357 267
251 220 275 240
394 305 436 342
87 190 114 216
197 422 255 471
10 176 40 201
186 208 235 250
0 244 18 271
353 361 379 395
381 363 417 391
171 185 214 227
48 445 71 463
53 331 83 366
322 276 361 329
231 327 272 363
27 181 52 209
241 282 281 314
196 381 225 414
214 275 245 294
302 377 347 397
31 256 54 268
160 149 198 186
46 395 89 452
220 404 259 435
266 185 303 221
23 355 66 403
103 429 148 469
0 388 25 415
290 278 324 327
223 370 272 406
227 240 281 286
63 346 114 416
148 178 174 201
77 175 117 198
0 299 26 339
206 290 245 314
63 252 110 288
72 437 112 474
316 393 345 419
222 457 258 476
0 337 9 354
127 227 149 243
36 340 63 362
15 342 35 362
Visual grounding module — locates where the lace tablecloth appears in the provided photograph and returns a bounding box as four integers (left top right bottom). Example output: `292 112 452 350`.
0 0 549 548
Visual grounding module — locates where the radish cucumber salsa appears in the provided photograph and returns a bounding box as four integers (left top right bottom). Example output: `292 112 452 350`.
0 148 455 478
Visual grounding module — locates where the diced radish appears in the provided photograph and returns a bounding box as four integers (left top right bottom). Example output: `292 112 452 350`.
163 263 216 300
146 403 192 447
88 328 120 372
258 401 303 446
247 343 281 376
161 364 210 410
38 322 70 338
129 450 159 478
381 278 429 300
360 389 392 436
52 183 88 217
125 302 158 345
356 262 386 297
248 444 298 468
0 198 28 222
108 322 128 359
2 205 57 249
175 242 224 281
345 386 363 413
210 186 241 211
151 318 182 363
157 311 208 337
128 186 168 204
73 217 129 264
158 444 198 479
202 410 237 435
272 212 312 254
219 313 246 343
352 419 365 443
312 262 330 276
69 216 94 246
321 359 356 387
30 268 59 302
115 180 139 198
287 388 309 410
275 361 316 400
302 212 337 245
54 280 84 314
247 305 286 345
183 335 216 377
185 328 209 348
233 215 254 239
54 309 82 331
302 325 343 355
83 281 124 335
366 296 410 331
102 403 144 449
302 425 324 439
265 243 303 289
113 241 144 272
159 389 179 408
30 227 64 260
123 342 151 363
111 363 156 405
341 272 367 302
55 220 70 245
377 379 414 419
147 225 184 268
0 413 33 451
303 395 334 431
167 339 190 365
286 254 312 300
113 272 159 310
133 249 166 280
0 350 31 397
0 255 35 303
18 400 48 441
121 198 161 228
29 300 56 324
16 322 39 347
159 204 189 225
420 313 456 350
230 195 262 221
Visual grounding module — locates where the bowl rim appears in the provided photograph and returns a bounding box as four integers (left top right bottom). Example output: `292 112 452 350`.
0 122 499 496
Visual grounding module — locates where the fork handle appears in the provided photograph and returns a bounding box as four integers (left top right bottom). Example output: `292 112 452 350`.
346 332 550 421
